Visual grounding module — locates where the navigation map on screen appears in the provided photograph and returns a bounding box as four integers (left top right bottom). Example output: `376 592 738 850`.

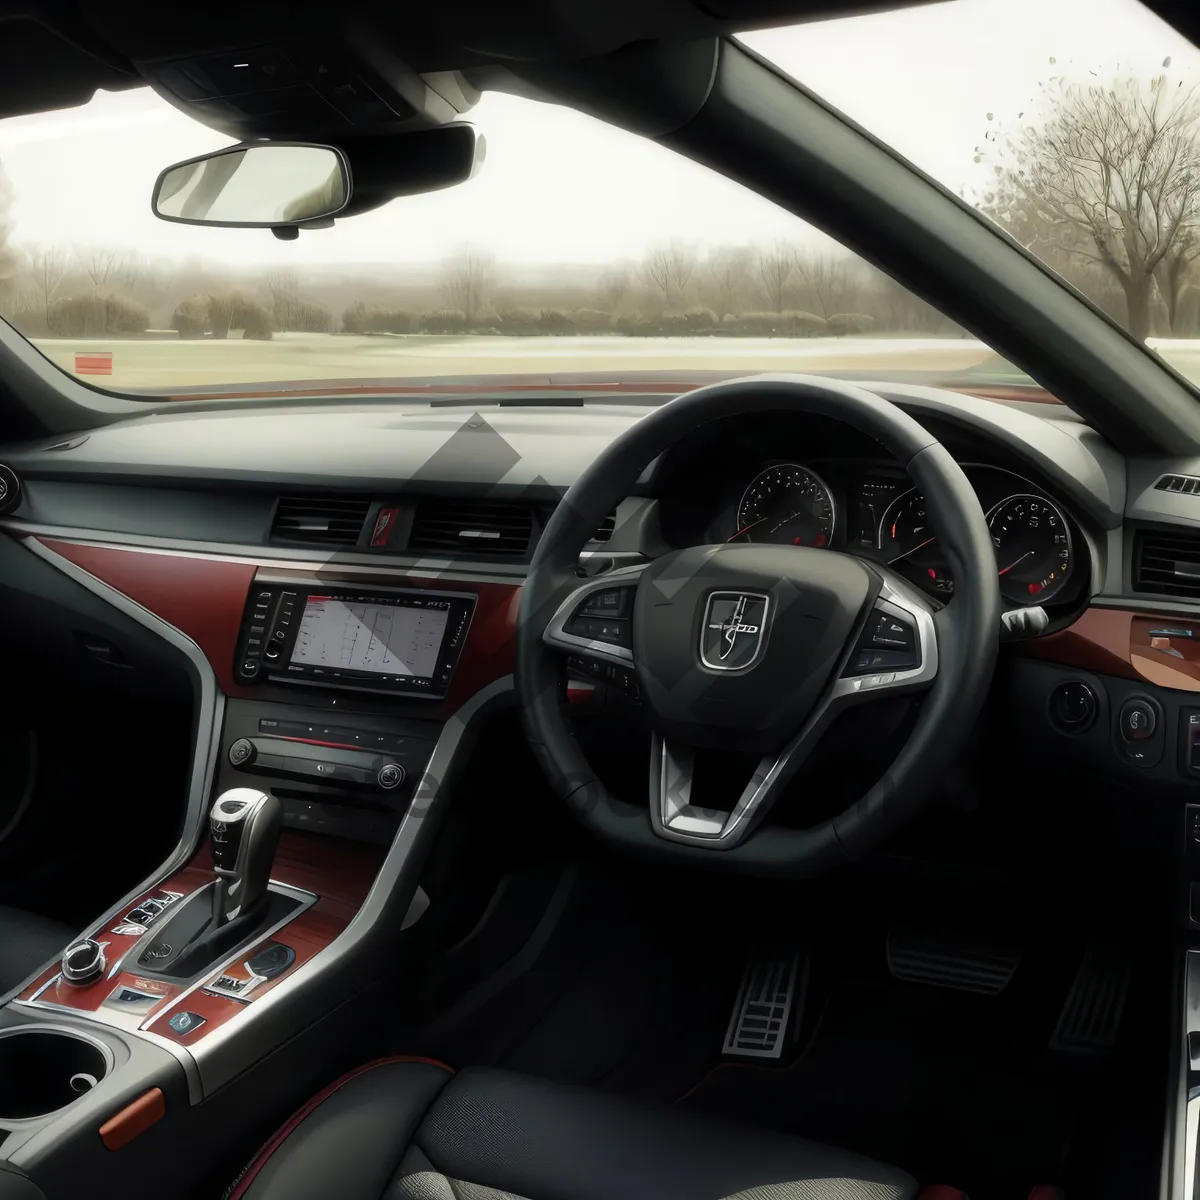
290 597 449 678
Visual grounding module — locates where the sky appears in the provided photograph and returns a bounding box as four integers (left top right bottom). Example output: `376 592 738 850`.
0 0 1195 269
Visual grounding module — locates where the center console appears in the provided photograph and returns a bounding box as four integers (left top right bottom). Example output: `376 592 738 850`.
0 542 520 1198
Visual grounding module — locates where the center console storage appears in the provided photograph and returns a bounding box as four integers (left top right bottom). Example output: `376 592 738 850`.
0 1027 111 1120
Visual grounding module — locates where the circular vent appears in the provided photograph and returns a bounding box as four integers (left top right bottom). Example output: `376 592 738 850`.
0 465 22 516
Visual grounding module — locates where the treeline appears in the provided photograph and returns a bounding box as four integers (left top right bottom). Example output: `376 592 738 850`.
342 301 875 337
0 241 959 341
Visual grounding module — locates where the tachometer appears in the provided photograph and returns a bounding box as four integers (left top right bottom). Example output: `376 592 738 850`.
732 463 835 547
987 494 1072 604
878 489 953 594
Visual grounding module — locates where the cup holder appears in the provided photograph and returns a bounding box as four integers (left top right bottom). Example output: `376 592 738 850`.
0 1027 113 1120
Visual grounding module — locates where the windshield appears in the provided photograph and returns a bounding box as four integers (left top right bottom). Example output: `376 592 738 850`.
0 1 1189 403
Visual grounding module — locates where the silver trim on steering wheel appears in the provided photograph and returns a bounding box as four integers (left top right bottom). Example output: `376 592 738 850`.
650 571 939 848
542 562 647 667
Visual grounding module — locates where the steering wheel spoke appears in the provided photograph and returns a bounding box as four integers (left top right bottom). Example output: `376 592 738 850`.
542 563 645 690
832 568 939 704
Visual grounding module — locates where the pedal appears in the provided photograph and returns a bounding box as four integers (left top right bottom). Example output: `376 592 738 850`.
721 951 806 1060
887 917 1022 994
1049 936 1131 1055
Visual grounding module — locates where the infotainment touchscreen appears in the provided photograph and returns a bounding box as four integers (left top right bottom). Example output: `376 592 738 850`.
291 597 450 679
237 583 477 696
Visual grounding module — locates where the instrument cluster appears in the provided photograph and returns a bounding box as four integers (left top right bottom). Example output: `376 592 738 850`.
723 460 1078 606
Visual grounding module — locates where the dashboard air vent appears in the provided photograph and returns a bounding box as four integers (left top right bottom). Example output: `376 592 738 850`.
409 499 534 556
1155 473 1200 495
591 509 617 543
1133 529 1200 598
270 496 370 547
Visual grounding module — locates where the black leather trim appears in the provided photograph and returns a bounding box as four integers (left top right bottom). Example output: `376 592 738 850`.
240 1061 452 1200
244 1062 918 1200
517 374 999 874
0 906 71 993
414 1067 917 1200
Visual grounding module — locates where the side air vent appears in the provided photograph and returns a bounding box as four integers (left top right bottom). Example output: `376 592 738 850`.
270 496 371 547
1133 529 1200 598
1155 473 1200 495
409 499 534 556
591 509 617 543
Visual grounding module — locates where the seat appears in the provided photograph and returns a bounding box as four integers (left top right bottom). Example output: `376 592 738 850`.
0 906 71 993
229 1058 955 1200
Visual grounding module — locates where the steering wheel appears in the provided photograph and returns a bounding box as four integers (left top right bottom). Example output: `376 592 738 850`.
516 376 1000 874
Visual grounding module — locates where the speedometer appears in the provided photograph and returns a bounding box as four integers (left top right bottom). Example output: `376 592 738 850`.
987 494 1072 603
732 463 836 547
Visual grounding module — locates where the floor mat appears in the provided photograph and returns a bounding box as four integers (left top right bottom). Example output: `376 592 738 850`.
680 976 1088 1198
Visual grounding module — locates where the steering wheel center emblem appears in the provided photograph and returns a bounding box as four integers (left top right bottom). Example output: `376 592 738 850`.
700 591 770 672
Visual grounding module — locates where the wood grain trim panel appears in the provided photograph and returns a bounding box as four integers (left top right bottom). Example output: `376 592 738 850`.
38 538 256 695
20 833 384 1044
33 540 522 712
1013 605 1200 693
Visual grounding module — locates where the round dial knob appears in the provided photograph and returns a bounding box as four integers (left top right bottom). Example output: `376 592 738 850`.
377 763 405 791
61 938 105 987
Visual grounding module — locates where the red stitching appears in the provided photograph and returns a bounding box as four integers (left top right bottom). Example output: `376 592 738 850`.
228 1055 454 1199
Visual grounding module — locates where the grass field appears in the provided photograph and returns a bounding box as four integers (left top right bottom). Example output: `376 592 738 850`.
26 331 1200 394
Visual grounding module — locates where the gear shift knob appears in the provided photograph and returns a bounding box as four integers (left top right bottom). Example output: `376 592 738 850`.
210 788 282 927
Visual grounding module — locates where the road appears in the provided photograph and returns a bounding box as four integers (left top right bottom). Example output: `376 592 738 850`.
27 332 1200 394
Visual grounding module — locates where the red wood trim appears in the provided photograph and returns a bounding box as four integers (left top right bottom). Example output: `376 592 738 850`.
20 833 384 1044
99 1086 165 1151
1011 607 1140 680
32 540 521 713
228 1056 453 1199
38 539 256 695
1013 605 1200 693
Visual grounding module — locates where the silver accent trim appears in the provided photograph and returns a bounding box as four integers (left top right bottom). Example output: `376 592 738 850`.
1186 1095 1198 1200
699 591 770 672
651 571 938 848
60 940 105 986
186 675 512 1093
4 537 223 1007
0 521 528 584
542 563 645 667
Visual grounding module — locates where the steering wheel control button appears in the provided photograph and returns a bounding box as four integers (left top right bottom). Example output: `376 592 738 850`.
1119 699 1156 742
377 763 405 790
228 738 255 767
167 1011 206 1036
579 587 631 617
62 939 106 987
1049 682 1097 733
866 611 915 651
564 615 631 647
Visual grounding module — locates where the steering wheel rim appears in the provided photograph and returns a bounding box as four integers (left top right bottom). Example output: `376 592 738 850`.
516 374 1000 875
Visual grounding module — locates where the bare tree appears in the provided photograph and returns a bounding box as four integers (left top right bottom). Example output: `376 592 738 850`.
598 265 632 312
0 165 16 318
266 266 300 328
983 75 1200 339
758 242 796 312
78 246 119 293
707 245 753 315
26 246 69 323
442 247 494 320
795 253 861 319
643 242 696 309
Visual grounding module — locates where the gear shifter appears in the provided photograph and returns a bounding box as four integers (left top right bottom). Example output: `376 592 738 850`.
210 787 283 927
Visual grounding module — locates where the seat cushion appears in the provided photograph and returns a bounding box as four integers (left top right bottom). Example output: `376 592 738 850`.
231 1058 920 1200
0 906 71 993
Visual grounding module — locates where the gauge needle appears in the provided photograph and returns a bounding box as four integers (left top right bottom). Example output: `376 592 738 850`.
728 516 770 541
887 535 937 565
998 551 1035 576
770 510 803 532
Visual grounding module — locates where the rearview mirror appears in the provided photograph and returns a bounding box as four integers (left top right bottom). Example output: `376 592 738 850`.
152 143 350 229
